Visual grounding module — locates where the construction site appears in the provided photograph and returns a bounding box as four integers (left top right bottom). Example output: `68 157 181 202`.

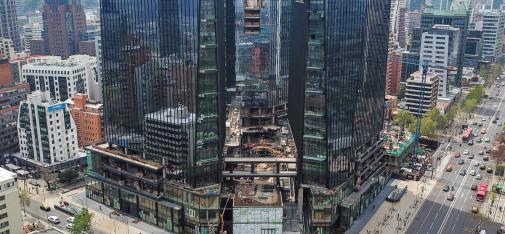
221 104 298 233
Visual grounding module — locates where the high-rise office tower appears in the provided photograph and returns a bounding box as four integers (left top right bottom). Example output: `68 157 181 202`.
420 25 461 97
411 3 468 86
481 9 505 62
431 0 453 10
0 0 21 51
289 0 390 232
42 0 86 58
86 0 226 233
0 83 29 156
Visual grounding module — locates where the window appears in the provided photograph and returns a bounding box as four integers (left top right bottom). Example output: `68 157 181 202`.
0 213 8 219
261 229 276 234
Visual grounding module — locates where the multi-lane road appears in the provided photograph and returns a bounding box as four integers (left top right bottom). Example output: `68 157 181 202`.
408 81 505 234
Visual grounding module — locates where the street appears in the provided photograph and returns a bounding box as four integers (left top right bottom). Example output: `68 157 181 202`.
408 82 505 234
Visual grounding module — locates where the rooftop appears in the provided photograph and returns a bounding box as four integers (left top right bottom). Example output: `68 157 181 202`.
0 168 16 182
23 54 95 69
234 182 282 207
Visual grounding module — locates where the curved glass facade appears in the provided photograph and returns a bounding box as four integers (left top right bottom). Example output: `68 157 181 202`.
301 0 389 188
100 0 225 187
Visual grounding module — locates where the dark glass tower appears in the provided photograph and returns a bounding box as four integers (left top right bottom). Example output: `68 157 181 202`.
86 0 225 232
100 0 225 187
290 0 390 232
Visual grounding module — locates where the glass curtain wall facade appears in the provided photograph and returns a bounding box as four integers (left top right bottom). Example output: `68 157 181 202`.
297 0 390 232
301 0 389 188
100 0 225 187
233 0 291 108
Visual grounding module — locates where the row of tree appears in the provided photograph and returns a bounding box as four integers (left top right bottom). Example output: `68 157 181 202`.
479 64 503 84
461 85 485 113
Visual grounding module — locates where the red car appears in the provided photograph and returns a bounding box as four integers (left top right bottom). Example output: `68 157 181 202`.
453 152 461 158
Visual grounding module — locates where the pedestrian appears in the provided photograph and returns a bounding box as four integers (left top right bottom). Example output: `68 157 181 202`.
99 205 102 211
373 204 375 210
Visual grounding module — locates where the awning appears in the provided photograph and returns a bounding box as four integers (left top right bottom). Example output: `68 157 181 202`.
5 164 20 171
16 169 29 176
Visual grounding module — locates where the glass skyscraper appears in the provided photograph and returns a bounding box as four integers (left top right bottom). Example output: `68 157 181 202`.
86 0 225 233
290 0 390 232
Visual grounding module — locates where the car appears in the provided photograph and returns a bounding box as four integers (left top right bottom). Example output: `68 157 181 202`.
458 159 465 165
486 148 492 153
472 204 479 214
66 217 74 223
479 150 484 155
471 184 478 190
447 193 455 201
480 164 486 170
479 122 484 126
460 170 467 176
481 128 487 134
485 138 490 142
499 123 503 126
474 162 480 167
454 152 461 158
477 174 482 180
48 216 60 224
487 167 493 173
493 119 498 123
482 118 487 121
469 154 475 159
473 121 478 125
40 205 51 211
473 133 479 137
484 155 489 161
66 223 74 229
476 138 482 143
470 170 476 176
446 165 453 172
463 150 469 155
468 140 474 145
443 185 450 192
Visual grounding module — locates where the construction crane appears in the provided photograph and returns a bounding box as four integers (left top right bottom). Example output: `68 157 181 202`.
389 56 456 168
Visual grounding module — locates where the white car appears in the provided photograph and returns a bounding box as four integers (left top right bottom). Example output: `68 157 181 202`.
474 162 480 167
464 150 469 155
476 174 482 180
470 170 476 176
66 223 74 229
482 118 486 121
485 138 490 142
66 217 74 223
48 216 60 224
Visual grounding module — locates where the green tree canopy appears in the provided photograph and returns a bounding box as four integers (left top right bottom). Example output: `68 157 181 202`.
394 110 415 129
71 208 94 234
19 189 30 217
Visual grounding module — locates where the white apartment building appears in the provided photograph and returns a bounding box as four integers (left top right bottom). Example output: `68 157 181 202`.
403 71 440 116
0 38 14 60
420 24 460 98
481 9 505 62
18 91 78 166
94 36 102 102
0 168 23 234
22 55 100 102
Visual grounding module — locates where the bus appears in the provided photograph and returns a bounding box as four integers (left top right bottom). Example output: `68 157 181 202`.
477 182 488 202
462 128 473 141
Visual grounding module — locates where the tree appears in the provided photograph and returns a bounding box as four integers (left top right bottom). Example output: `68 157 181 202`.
71 208 94 234
463 98 478 112
19 189 30 217
420 117 437 138
398 83 407 100
394 110 415 132
40 167 56 190
58 169 79 183
446 105 460 120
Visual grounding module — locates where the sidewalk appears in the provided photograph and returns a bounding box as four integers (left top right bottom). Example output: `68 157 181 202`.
355 147 453 234
50 187 167 234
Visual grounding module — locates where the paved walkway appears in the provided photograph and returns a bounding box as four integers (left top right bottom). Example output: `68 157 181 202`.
350 144 453 234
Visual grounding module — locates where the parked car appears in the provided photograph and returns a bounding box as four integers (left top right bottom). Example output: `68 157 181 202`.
479 150 484 155
48 216 60 224
485 138 490 142
484 155 489 161
458 159 465 165
443 185 450 192
477 174 482 180
447 193 455 201
460 170 467 176
480 164 486 170
66 223 74 229
463 150 469 155
471 184 478 190
476 138 482 143
66 217 74 223
481 128 487 134
40 205 51 211
474 162 480 167
468 140 474 145
487 167 493 173
470 170 476 176
468 154 475 159
454 152 461 158
446 165 453 172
